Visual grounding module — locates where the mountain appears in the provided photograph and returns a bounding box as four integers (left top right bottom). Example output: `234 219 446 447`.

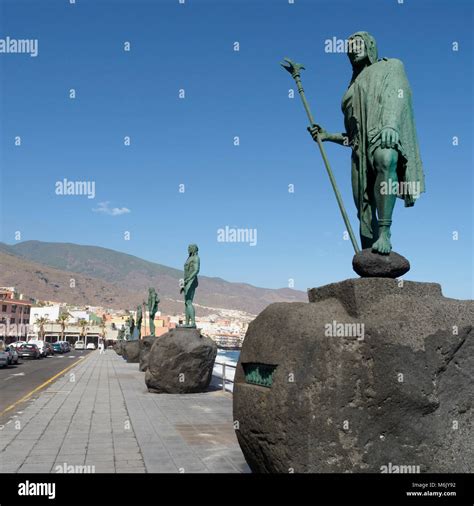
0 247 146 311
0 241 306 314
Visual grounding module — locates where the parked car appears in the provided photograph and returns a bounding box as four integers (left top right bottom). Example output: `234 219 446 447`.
44 342 54 356
17 343 41 360
74 341 85 350
57 341 70 352
28 340 48 357
0 350 8 367
86 343 96 350
52 342 64 354
1 342 13 364
0 341 9 368
5 346 19 365
10 341 26 349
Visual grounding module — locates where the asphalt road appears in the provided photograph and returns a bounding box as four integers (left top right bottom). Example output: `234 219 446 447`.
0 350 93 423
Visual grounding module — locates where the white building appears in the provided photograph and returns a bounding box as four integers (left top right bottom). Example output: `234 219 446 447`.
29 305 61 324
68 310 89 323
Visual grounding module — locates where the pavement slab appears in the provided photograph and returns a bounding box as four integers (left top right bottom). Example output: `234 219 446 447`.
0 350 250 473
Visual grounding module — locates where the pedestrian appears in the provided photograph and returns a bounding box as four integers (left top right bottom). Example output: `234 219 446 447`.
99 338 105 354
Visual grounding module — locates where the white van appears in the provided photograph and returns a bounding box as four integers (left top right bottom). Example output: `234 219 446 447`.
74 340 85 350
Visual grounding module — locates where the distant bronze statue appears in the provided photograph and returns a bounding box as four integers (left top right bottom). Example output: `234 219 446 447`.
180 244 200 327
147 288 159 337
124 319 131 340
136 304 143 339
129 314 135 338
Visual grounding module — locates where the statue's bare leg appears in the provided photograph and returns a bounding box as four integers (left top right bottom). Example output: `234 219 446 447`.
372 147 398 254
185 284 196 326
185 299 195 326
352 159 378 249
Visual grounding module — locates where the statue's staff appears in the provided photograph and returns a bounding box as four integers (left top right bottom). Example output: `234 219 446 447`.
281 57 360 254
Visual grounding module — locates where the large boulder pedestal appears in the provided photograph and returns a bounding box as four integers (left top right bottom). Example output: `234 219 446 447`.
139 336 157 372
123 340 140 363
145 328 217 394
114 341 123 356
233 278 474 473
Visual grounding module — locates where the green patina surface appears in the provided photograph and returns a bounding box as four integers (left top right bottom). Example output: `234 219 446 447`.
282 31 424 256
243 363 277 388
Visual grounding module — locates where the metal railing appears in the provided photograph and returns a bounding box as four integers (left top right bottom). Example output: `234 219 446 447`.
214 361 236 392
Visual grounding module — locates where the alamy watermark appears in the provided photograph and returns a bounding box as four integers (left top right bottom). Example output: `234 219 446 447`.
0 323 33 337
324 37 365 54
0 36 38 57
324 320 365 340
54 463 95 473
18 481 55 500
380 178 421 199
380 462 421 473
217 226 257 246
55 179 95 199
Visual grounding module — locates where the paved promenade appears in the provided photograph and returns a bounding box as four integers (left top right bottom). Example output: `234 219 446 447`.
0 350 250 473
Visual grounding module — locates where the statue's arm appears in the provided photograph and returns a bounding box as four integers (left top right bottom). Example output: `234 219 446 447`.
308 125 349 147
324 132 349 145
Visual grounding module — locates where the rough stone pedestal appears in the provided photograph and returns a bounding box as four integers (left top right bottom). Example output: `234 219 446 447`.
145 328 217 394
123 340 140 363
352 249 410 278
139 336 157 372
233 278 474 473
114 341 123 356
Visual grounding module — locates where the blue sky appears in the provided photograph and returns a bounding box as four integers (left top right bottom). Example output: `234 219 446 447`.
0 0 472 299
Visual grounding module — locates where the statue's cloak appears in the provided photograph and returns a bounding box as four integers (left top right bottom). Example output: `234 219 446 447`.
342 57 425 239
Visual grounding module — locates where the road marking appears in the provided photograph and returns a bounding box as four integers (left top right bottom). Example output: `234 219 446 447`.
4 372 26 381
0 354 91 418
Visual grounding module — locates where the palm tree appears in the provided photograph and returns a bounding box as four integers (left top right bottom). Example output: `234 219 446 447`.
35 317 49 340
100 316 106 338
57 313 69 342
78 319 88 345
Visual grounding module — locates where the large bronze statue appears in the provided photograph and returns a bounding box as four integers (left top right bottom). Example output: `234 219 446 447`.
147 288 159 337
180 244 200 327
308 31 425 253
282 31 424 268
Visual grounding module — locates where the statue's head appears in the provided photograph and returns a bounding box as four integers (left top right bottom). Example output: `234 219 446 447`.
347 31 378 67
188 244 199 255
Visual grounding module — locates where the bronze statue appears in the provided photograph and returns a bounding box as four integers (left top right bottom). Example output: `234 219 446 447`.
180 244 200 327
306 31 425 254
147 288 159 337
118 325 125 340
136 304 143 339
124 319 131 340
129 314 135 338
